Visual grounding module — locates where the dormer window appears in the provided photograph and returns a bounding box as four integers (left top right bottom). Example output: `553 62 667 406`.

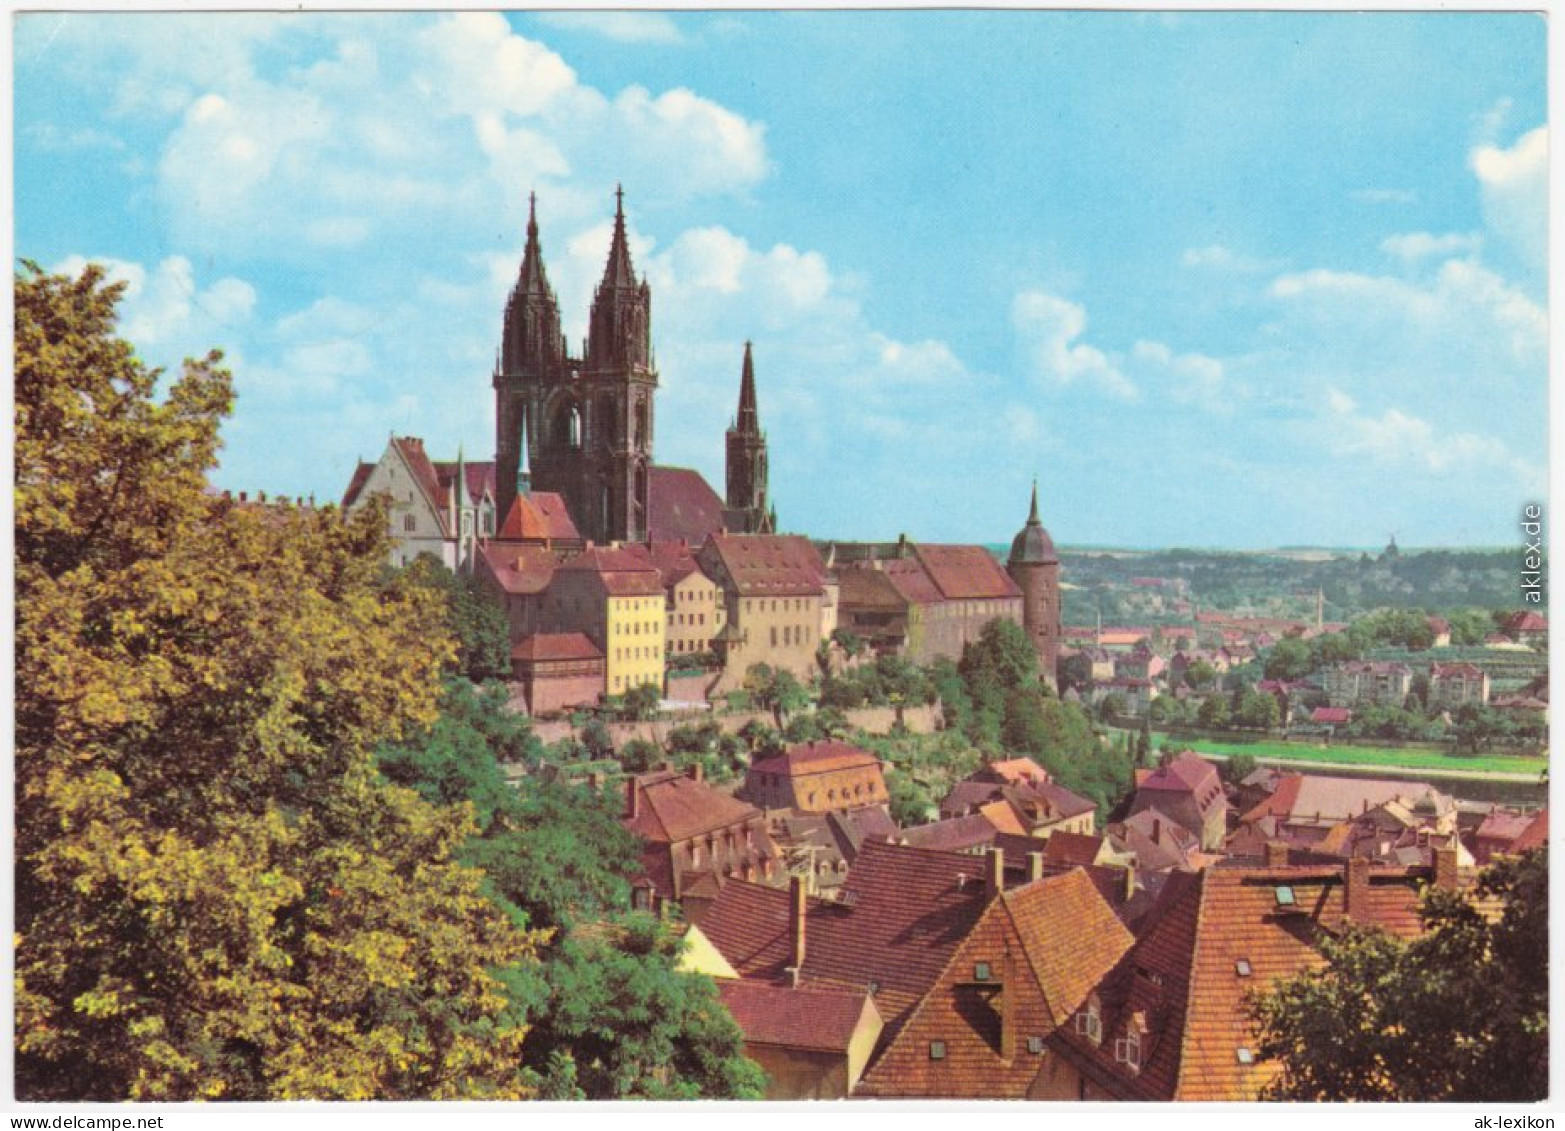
1075 997 1102 1045
1115 1030 1142 1073
974 962 992 982
1274 885 1296 907
929 1041 946 1061
1027 1036 1045 1055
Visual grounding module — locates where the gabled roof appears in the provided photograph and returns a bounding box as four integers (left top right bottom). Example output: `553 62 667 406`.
391 437 447 529
750 740 881 778
978 757 1051 787
1049 863 1447 1100
625 769 763 844
554 544 665 597
899 812 1000 854
910 544 1021 601
1311 706 1352 724
1242 773 1453 828
647 465 726 545
857 869 1133 1098
1042 831 1108 868
703 533 826 597
476 543 559 595
1503 610 1547 632
431 458 497 506
511 632 602 663
341 460 375 508
1510 807 1548 853
716 979 878 1054
496 491 580 543
644 539 706 589
1430 662 1486 679
691 841 995 1039
1138 751 1221 796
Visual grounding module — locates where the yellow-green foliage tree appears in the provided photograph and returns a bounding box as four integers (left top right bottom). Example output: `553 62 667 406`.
15 263 542 1101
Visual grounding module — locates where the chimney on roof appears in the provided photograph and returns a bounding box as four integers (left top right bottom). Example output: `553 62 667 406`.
999 946 1018 1063
789 873 808 973
687 763 703 784
986 847 1006 901
1028 851 1045 883
1434 845 1459 891
626 777 640 822
1344 855 1369 922
1265 841 1289 868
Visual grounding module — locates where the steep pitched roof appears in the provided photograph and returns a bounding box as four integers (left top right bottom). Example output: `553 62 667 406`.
341 460 375 508
647 465 726 545
716 979 877 1054
857 869 1133 1098
431 458 497 506
979 757 1051 786
1050 863 1443 1100
554 544 665 597
704 533 826 597
644 539 705 588
624 769 763 844
1242 773 1452 828
912 543 1022 600
497 491 580 543
898 813 1000 854
1042 831 1108 868
1510 807 1549 853
391 437 447 529
476 543 558 595
750 740 881 778
691 841 995 1039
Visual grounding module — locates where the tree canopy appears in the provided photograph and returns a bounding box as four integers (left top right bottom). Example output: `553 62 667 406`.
15 263 540 1100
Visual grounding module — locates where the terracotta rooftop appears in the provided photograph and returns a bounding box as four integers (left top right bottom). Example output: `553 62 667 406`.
510 632 602 663
1241 773 1453 828
624 769 764 844
1503 610 1547 633
341 460 375 508
1138 751 1221 797
1430 662 1486 679
647 465 726 546
1311 706 1352 724
978 757 1051 786
703 533 826 597
644 539 705 589
555 544 665 597
898 813 1000 854
1510 807 1548 853
691 841 996 1041
910 543 1021 601
477 543 559 595
496 490 579 543
750 740 882 778
1042 831 1107 868
431 458 497 506
857 869 1134 1098
1049 862 1448 1100
716 978 878 1054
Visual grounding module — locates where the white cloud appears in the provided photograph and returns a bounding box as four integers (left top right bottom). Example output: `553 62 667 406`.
537 12 685 45
1180 244 1279 273
1379 231 1482 262
1471 126 1546 281
53 253 255 358
1130 340 1229 411
1321 387 1531 482
1011 290 1138 400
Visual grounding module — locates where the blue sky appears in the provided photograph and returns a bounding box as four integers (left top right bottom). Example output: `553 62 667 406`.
14 11 1548 548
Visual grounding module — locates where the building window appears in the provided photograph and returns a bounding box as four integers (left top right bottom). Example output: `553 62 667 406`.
1076 999 1102 1045
1237 1047 1255 1065
1027 1036 1044 1055
403 515 416 532
929 1042 946 1062
973 962 992 982
1235 958 1253 977
1115 1031 1141 1073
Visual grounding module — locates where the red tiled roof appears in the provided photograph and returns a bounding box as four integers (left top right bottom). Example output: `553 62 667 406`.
857 869 1134 1098
978 799 1028 837
879 556 947 606
691 841 995 1039
1311 706 1352 724
625 769 764 844
496 491 580 543
1042 831 1106 867
1503 610 1547 632
981 757 1051 786
1430 662 1486 679
392 437 447 529
912 544 1021 601
477 543 558 595
645 539 704 588
1138 751 1220 796
647 465 726 545
511 632 602 663
703 533 826 597
898 813 1000 854
716 979 876 1053
1050 863 1447 1100
1241 773 1452 828
750 740 881 778
341 460 375 508
1510 807 1548 853
555 544 665 597
432 458 497 505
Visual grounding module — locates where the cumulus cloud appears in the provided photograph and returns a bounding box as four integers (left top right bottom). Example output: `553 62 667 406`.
1379 231 1482 262
52 253 255 359
1321 388 1532 483
1471 126 1546 283
1129 341 1230 411
1011 290 1138 400
135 15 767 257
1180 244 1280 273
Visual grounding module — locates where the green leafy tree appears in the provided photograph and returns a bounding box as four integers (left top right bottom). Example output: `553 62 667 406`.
1238 689 1281 730
1251 851 1547 1101
1184 660 1218 689
1197 695 1232 729
1262 637 1313 681
960 618 1042 695
401 555 512 682
744 663 810 727
15 263 538 1101
1220 752 1258 785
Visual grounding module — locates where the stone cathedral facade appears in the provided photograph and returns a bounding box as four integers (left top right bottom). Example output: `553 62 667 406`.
493 189 772 546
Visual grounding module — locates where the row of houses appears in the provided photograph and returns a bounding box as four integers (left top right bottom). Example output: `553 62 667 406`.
604 739 1544 1099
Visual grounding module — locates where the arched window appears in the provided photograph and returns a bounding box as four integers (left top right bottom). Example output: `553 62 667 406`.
555 401 582 450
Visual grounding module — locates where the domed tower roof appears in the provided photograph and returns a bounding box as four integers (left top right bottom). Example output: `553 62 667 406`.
1008 481 1058 565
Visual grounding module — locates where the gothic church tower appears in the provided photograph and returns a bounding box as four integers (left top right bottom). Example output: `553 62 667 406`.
724 342 773 534
493 188 656 544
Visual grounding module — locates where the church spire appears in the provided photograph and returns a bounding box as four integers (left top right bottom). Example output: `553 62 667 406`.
735 340 760 434
1028 478 1041 525
599 182 638 292
501 190 563 374
586 184 652 369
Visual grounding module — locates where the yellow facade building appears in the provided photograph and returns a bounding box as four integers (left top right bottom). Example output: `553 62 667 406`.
541 545 666 698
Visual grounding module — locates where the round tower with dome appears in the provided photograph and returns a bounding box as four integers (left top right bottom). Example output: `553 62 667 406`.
1007 481 1062 691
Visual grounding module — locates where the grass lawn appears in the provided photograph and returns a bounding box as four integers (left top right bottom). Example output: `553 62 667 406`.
1173 737 1547 778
